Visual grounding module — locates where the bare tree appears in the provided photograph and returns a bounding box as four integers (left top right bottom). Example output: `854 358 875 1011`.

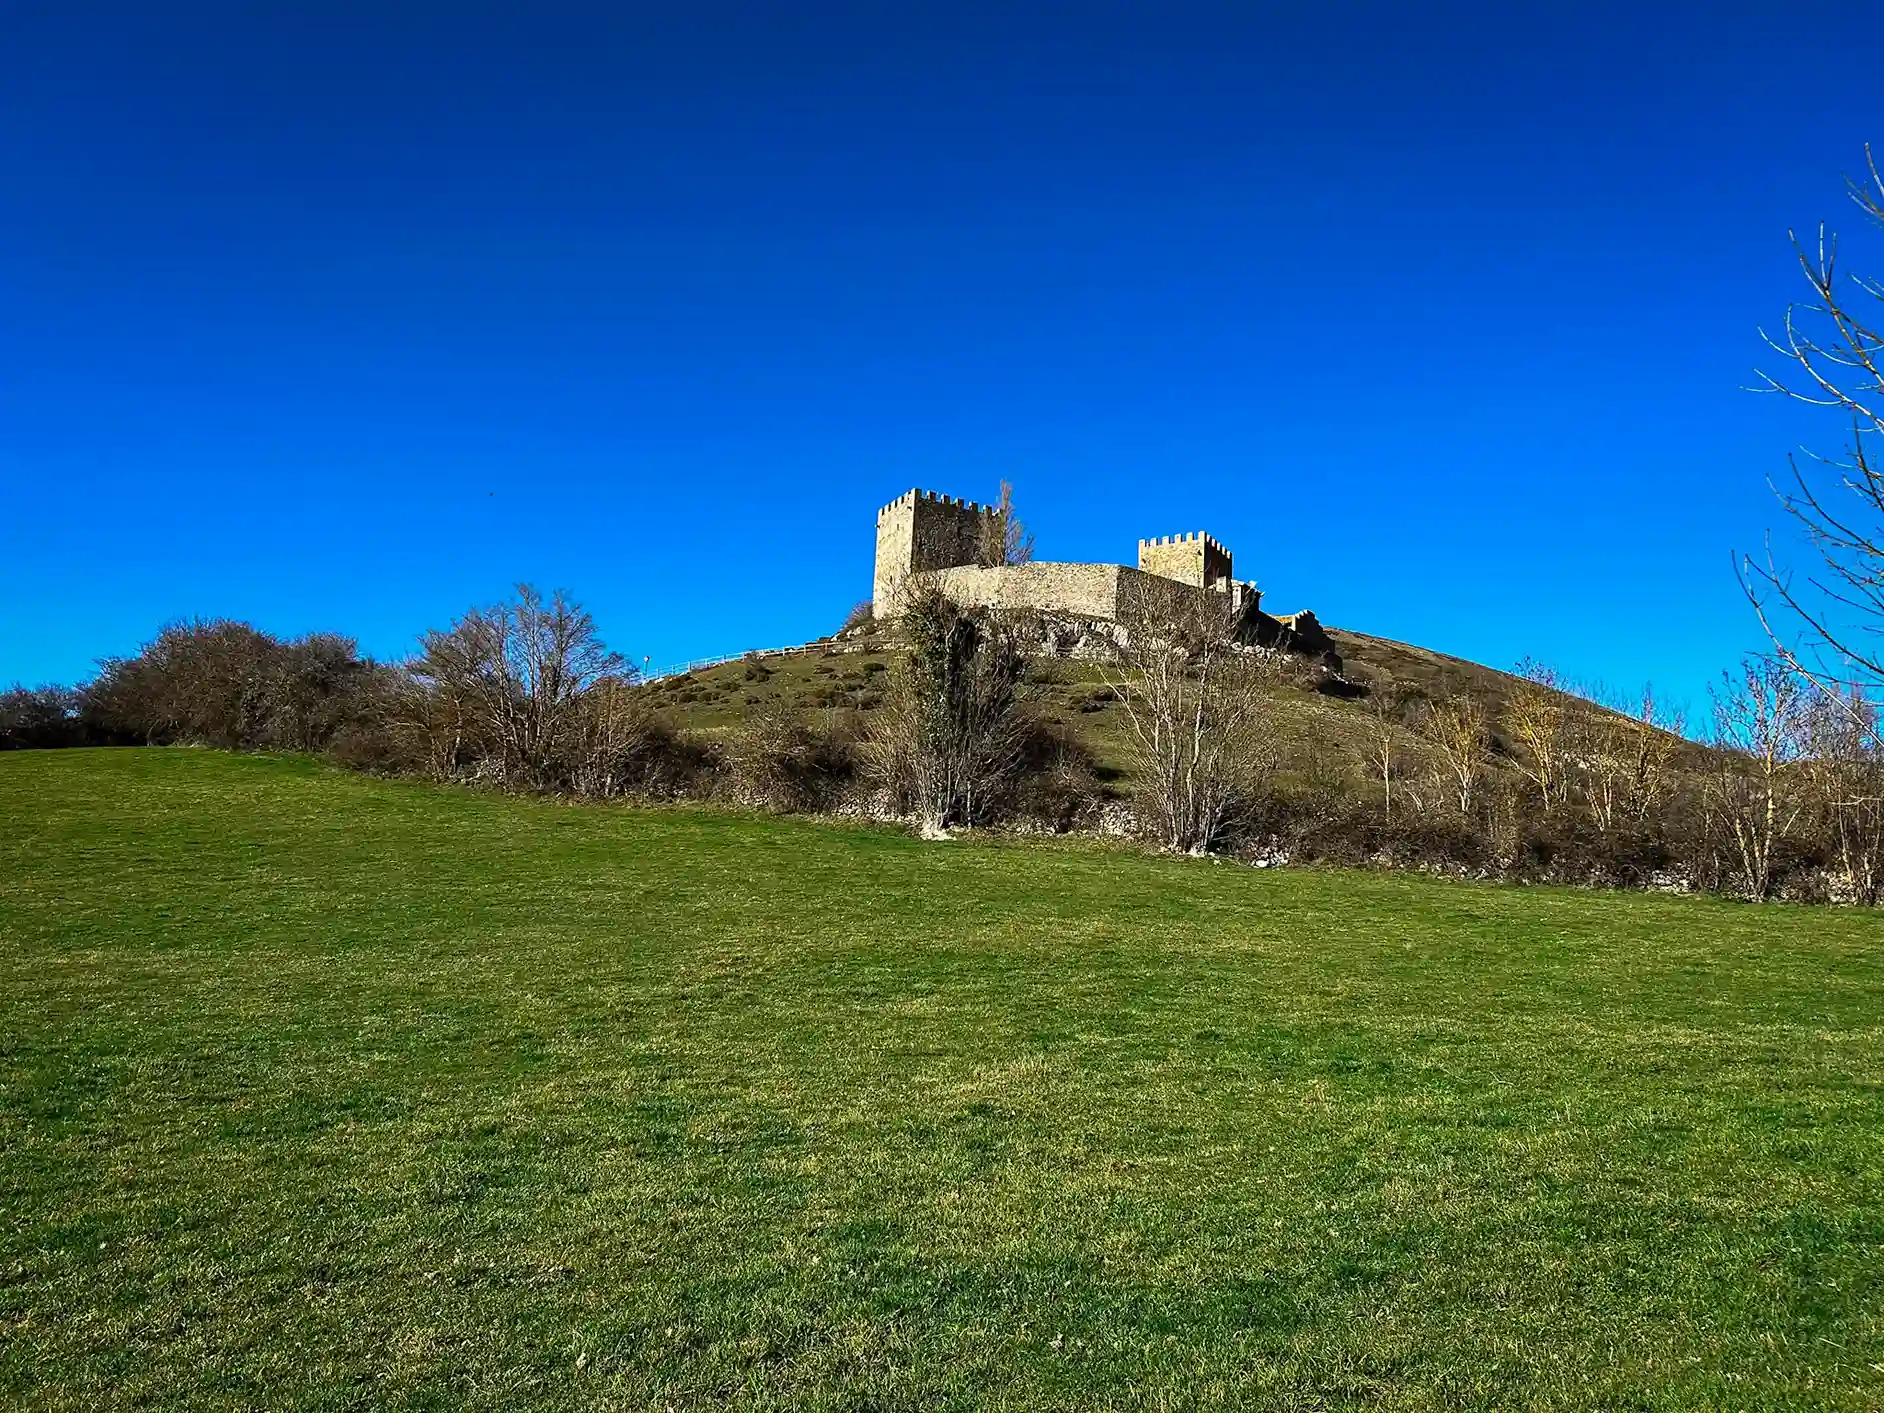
1504 660 1573 811
1799 687 1884 904
1743 147 1884 706
1572 685 1686 835
1421 696 1490 816
406 586 626 789
1704 656 1809 900
1104 579 1280 853
867 583 1033 833
976 480 1035 568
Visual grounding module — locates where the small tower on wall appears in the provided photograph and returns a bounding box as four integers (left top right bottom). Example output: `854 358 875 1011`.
1137 532 1234 589
873 489 997 617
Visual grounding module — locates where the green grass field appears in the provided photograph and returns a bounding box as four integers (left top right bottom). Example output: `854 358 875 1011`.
3 750 1881 1410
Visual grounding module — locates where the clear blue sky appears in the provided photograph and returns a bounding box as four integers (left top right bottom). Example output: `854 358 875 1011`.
3 1 1880 711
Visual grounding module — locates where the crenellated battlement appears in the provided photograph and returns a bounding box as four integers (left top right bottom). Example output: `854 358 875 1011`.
878 488 994 520
1136 531 1229 556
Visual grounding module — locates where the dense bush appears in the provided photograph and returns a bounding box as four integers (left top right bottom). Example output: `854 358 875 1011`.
76 621 377 753
0 685 102 750
866 585 1032 831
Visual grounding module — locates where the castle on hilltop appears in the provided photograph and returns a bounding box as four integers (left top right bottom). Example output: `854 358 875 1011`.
871 488 1334 661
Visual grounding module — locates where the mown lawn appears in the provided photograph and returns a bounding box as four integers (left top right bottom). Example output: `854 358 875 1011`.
2 749 1881 1410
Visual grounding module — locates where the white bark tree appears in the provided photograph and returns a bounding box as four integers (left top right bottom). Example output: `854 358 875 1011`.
1421 696 1490 817
1572 685 1686 835
1504 660 1572 811
1704 656 1808 900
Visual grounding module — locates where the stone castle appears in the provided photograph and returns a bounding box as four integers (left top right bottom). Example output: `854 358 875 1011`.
871 488 1333 660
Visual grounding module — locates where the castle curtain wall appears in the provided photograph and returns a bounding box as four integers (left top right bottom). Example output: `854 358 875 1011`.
923 563 1130 621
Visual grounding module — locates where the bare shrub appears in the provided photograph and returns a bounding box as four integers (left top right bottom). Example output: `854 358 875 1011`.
726 706 861 812
1105 579 1281 853
315 663 411 774
0 685 91 749
1009 720 1105 832
567 678 698 799
267 633 375 753
85 620 373 752
1376 806 1487 872
1270 753 1365 860
89 619 275 748
325 715 409 775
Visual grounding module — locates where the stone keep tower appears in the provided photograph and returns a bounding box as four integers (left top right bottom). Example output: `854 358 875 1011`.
1137 532 1233 589
874 489 995 616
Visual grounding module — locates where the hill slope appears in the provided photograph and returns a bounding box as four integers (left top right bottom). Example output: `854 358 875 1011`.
642 621 1679 786
3 749 1880 1410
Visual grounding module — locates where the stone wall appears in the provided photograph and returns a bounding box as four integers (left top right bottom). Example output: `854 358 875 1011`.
922 562 1132 621
906 562 1243 632
878 559 1333 661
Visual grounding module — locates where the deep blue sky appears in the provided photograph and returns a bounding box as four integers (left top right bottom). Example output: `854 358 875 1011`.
4 2 1881 710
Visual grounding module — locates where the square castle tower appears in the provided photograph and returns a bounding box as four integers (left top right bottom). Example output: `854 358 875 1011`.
873 490 998 614
1134 532 1234 590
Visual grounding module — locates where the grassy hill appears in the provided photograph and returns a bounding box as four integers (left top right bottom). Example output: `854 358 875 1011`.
643 621 1683 788
4 750 1881 1410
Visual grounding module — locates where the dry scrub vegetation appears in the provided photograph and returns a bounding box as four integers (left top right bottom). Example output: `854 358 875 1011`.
8 575 1884 906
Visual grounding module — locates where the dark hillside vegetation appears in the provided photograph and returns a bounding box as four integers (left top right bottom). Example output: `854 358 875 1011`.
3 749 1881 1410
